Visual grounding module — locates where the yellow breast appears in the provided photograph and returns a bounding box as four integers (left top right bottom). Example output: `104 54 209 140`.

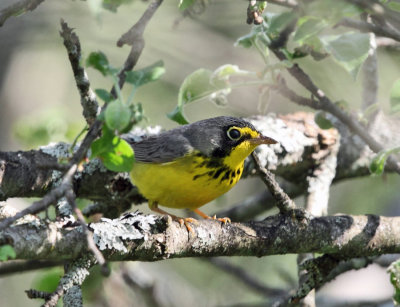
130 153 244 210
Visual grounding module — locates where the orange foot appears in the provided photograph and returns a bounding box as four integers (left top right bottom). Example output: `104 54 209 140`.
176 217 198 233
193 209 231 225
149 202 197 233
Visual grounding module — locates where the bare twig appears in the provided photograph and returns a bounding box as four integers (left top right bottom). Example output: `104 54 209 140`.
115 0 163 92
65 189 109 276
215 182 303 222
120 263 161 307
251 152 297 213
0 0 45 27
345 0 400 33
0 164 78 231
207 258 286 297
42 284 64 307
26 289 53 300
60 20 100 126
0 260 62 276
272 48 400 175
361 33 378 114
337 17 400 42
292 255 373 302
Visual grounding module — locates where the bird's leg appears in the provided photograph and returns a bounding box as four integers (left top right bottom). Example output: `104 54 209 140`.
148 202 197 233
192 208 231 224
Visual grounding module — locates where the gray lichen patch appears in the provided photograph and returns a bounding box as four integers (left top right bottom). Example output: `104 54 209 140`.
39 142 72 158
90 211 158 252
248 115 315 169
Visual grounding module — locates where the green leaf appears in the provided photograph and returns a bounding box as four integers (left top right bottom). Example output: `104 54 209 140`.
369 147 400 175
211 64 252 82
320 32 370 79
105 99 131 132
294 16 327 44
0 245 16 261
314 111 333 129
90 127 114 158
168 69 213 124
235 25 271 53
91 127 134 172
86 51 111 76
236 32 256 48
179 0 195 10
102 137 134 172
306 0 361 24
125 60 165 87
388 259 400 305
102 0 134 12
390 79 400 114
167 106 189 125
369 151 387 175
95 89 113 103
267 11 297 34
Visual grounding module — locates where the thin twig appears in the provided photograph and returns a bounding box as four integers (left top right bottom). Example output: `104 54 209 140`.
215 181 303 222
251 152 296 213
0 0 45 27
120 263 161 307
0 164 78 231
361 33 378 112
292 255 373 302
115 0 164 93
65 189 109 276
26 289 53 300
207 258 286 297
272 48 400 175
345 0 400 32
42 284 64 307
60 20 100 126
337 17 400 42
0 260 62 276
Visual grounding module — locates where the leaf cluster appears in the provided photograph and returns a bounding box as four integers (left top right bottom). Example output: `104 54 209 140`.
86 52 165 172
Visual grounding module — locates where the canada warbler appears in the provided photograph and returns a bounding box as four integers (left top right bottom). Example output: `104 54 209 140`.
130 116 277 230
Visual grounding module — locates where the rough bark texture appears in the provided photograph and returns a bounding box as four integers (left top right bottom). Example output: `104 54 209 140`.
2 212 400 262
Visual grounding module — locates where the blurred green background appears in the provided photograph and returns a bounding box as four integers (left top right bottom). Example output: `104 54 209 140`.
0 0 399 306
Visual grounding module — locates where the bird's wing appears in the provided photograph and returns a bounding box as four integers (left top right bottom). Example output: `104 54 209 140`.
131 131 194 163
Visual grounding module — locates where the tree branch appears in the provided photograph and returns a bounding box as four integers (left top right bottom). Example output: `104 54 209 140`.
337 17 400 42
3 212 400 262
272 49 400 174
0 0 45 27
60 20 100 126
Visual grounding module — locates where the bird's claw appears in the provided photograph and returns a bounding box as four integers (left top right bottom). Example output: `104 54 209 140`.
177 217 197 234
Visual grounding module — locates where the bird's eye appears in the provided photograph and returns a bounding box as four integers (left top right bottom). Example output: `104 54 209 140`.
227 127 241 140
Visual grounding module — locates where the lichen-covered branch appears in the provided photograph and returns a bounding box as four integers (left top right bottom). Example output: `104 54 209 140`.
60 20 100 126
2 212 400 262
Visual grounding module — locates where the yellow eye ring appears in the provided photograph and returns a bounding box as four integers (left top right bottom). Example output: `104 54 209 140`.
227 127 241 140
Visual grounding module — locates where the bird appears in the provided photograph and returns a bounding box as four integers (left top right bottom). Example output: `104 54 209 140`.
129 116 277 231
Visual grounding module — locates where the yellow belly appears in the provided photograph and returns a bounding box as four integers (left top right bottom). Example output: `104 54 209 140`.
130 154 243 210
